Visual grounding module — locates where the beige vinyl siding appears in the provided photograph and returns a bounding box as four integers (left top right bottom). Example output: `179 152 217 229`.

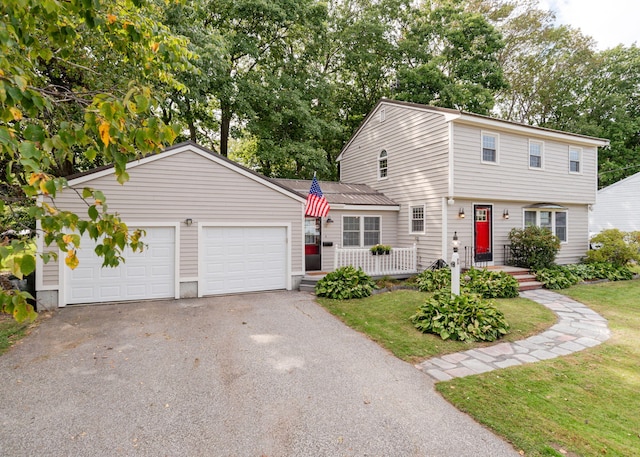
42 150 304 284
41 245 59 286
339 103 451 269
452 124 597 204
320 210 398 271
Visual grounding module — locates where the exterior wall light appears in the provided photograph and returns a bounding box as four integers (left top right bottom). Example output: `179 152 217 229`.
458 208 465 218
503 209 510 220
185 218 193 226
326 217 334 224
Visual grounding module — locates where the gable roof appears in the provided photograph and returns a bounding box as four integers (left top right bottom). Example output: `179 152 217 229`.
272 179 398 208
337 99 610 162
64 141 306 203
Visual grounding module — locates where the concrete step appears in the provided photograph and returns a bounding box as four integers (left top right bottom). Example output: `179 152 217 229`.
299 283 316 293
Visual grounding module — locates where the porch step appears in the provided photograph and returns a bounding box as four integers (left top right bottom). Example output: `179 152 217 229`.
487 266 544 292
299 274 326 293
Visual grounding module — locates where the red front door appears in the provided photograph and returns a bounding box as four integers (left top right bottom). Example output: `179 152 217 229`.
474 205 493 262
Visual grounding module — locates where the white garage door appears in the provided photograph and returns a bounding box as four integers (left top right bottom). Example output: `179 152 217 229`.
201 226 287 295
66 227 175 305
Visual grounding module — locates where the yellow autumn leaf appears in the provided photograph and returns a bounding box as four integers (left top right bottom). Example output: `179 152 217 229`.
39 179 50 195
62 234 74 245
94 199 103 205
10 107 23 121
0 69 4 77
107 14 117 24
65 250 79 270
28 173 40 185
99 121 111 146
151 42 159 53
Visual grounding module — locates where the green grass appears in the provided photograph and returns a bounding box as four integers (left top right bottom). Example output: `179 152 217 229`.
437 280 640 457
0 315 29 355
318 289 556 364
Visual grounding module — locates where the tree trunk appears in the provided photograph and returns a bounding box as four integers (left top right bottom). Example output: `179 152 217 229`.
220 104 231 157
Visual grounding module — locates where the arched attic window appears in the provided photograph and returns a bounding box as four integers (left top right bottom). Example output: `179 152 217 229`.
378 150 388 179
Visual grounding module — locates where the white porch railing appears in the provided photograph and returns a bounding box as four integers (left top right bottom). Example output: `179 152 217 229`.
334 244 418 276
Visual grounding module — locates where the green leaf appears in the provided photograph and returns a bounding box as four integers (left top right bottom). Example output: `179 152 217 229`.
20 254 36 276
88 205 99 221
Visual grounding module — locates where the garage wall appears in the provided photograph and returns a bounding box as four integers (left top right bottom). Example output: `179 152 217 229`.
39 144 305 305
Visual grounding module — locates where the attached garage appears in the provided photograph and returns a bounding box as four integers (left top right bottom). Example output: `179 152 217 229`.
64 226 178 305
200 226 288 296
36 142 306 309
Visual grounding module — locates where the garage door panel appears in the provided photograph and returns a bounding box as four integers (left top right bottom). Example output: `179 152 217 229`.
202 226 287 296
66 227 175 305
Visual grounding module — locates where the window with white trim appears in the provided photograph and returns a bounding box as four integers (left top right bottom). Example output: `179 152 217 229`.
482 132 498 163
410 205 425 234
569 147 581 173
378 150 388 179
524 209 568 242
529 140 543 169
342 216 381 247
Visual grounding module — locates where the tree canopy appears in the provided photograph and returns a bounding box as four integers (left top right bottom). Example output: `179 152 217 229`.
2 0 639 320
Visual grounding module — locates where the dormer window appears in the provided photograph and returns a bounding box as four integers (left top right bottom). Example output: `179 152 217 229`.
378 150 388 179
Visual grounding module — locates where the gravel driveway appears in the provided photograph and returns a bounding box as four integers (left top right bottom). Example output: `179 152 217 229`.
0 291 519 456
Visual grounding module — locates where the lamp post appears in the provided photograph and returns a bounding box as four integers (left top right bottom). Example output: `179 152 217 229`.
451 231 460 296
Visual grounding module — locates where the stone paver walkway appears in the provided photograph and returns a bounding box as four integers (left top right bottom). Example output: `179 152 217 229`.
416 289 610 381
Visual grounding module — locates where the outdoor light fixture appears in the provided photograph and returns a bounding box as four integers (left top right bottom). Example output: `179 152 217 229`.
326 217 334 224
452 231 459 253
458 208 465 218
447 197 455 206
185 218 193 226
503 209 510 220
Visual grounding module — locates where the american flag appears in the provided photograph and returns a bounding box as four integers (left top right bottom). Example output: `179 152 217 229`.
305 176 330 217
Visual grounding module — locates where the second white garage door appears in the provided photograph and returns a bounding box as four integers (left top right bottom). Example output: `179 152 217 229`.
201 226 287 295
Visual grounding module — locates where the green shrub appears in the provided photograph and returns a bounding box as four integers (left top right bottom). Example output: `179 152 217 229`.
410 291 509 342
508 226 560 270
536 262 634 289
416 267 519 298
586 229 640 267
462 268 520 298
566 262 633 281
415 268 451 292
535 266 580 290
315 266 376 300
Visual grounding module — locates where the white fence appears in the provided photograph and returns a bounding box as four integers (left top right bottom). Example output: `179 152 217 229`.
334 244 418 276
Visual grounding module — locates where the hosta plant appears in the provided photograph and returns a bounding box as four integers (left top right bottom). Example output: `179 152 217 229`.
410 291 509 342
315 266 376 300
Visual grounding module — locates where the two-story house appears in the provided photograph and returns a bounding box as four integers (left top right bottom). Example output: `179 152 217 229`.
35 100 609 309
300 99 609 272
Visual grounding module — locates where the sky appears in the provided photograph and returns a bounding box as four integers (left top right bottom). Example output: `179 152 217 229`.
539 0 640 50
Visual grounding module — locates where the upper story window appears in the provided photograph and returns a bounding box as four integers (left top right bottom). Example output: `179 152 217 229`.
378 150 388 179
569 147 582 173
481 132 498 164
524 209 567 242
529 140 543 169
342 216 381 247
379 108 386 122
410 205 425 234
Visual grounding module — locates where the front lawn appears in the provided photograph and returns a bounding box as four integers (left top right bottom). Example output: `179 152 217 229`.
317 289 556 363
437 280 640 457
